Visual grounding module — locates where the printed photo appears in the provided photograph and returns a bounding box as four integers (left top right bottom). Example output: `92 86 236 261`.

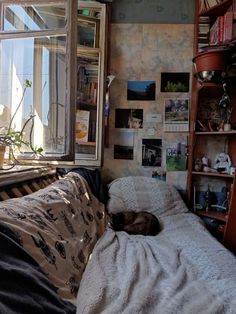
152 169 166 181
127 80 156 101
113 129 134 160
114 145 134 160
166 142 187 171
161 72 190 92
115 109 143 128
142 139 162 167
164 98 189 132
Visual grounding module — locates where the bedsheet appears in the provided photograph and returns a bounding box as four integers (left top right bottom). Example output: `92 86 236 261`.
76 212 236 314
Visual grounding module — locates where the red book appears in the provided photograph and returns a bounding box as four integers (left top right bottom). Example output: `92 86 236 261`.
218 16 224 44
209 18 219 45
223 11 233 42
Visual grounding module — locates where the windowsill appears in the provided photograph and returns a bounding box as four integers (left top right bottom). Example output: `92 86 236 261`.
0 165 56 187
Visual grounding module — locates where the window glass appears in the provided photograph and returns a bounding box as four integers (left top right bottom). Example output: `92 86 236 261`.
0 35 67 155
3 4 66 31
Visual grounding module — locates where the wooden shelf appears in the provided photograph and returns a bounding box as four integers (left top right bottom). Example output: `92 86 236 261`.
195 131 236 135
200 0 232 19
192 171 234 179
76 141 96 146
196 210 228 222
187 0 236 253
197 82 223 97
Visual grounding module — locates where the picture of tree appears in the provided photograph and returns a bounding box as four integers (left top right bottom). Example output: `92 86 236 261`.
127 81 156 100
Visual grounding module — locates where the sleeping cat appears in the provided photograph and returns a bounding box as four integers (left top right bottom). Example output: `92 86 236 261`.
110 211 161 236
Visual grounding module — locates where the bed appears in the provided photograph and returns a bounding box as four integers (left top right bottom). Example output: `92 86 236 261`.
0 173 236 314
76 176 236 314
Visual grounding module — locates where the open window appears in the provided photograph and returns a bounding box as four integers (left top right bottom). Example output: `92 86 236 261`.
0 0 76 161
0 0 107 166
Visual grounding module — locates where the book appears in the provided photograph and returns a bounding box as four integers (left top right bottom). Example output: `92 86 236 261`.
223 11 233 42
209 15 224 45
75 110 90 142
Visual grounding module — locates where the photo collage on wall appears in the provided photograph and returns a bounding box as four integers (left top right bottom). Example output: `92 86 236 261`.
113 75 189 174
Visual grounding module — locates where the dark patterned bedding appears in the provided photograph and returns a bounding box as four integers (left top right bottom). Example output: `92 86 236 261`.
0 222 76 314
0 169 106 314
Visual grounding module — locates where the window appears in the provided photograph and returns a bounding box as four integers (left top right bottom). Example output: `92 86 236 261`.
0 0 76 160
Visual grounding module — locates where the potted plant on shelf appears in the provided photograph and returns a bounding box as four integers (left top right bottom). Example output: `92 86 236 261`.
0 79 43 169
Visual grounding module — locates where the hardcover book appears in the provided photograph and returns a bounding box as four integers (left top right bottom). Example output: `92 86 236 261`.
76 110 90 142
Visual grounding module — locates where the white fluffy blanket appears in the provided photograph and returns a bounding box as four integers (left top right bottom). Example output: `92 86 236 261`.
76 213 236 314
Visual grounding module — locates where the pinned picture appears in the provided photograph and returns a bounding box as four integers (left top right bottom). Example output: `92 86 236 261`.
127 80 156 100
115 109 143 128
142 139 162 167
164 98 189 132
152 169 166 182
166 142 187 171
113 130 134 160
161 72 190 92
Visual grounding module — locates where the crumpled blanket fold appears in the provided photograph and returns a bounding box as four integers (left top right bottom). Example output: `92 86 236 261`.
76 213 236 314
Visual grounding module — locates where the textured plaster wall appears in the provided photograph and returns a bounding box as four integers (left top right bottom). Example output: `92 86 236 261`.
101 23 194 191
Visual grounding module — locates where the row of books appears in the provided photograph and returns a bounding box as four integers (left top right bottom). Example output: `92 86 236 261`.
209 10 234 45
198 16 210 51
198 4 236 51
78 63 98 106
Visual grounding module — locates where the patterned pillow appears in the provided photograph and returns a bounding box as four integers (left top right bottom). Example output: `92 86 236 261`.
0 172 105 302
107 176 188 217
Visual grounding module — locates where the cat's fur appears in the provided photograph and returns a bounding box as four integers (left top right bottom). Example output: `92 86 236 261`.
110 211 160 236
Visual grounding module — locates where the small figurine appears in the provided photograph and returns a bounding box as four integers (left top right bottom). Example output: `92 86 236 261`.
213 152 231 173
194 158 202 171
204 185 212 211
202 156 209 172
201 156 217 173
217 187 228 212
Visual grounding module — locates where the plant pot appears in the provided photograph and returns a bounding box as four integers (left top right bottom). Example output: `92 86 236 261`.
0 145 6 169
193 49 229 83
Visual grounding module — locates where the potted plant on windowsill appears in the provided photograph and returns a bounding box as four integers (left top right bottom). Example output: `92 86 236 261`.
0 79 43 169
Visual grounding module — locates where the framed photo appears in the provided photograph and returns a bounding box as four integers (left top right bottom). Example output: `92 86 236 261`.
78 15 99 48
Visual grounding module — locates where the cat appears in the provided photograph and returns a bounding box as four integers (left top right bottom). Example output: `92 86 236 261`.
110 211 161 236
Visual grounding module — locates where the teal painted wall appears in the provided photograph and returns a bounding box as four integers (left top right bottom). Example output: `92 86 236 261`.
111 0 195 24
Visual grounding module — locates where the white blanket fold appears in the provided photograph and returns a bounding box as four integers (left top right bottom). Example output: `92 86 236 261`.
76 216 235 314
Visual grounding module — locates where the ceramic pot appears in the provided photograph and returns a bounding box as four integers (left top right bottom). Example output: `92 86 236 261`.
193 49 229 82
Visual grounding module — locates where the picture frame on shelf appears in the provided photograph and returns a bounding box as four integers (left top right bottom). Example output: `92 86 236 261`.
78 15 99 48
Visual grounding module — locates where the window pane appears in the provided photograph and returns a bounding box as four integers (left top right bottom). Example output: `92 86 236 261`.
0 35 68 156
4 4 66 31
75 3 103 162
76 51 100 160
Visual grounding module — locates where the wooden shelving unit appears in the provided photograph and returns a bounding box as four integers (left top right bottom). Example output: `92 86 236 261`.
192 171 234 179
196 210 227 222
187 0 236 253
